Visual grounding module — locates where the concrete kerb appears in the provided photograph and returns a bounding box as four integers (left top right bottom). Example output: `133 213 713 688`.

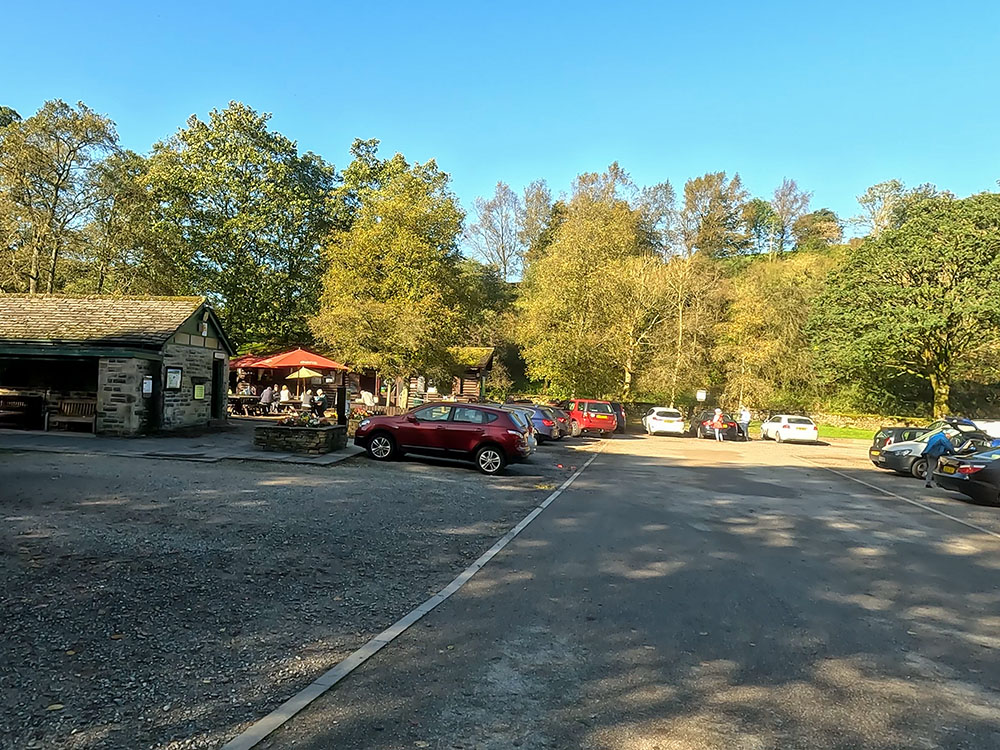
218 440 608 750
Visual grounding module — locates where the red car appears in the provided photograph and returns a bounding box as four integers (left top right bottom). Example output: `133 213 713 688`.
563 399 618 434
354 403 531 475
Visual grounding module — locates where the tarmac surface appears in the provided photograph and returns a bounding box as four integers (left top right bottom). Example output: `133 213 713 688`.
255 434 1000 750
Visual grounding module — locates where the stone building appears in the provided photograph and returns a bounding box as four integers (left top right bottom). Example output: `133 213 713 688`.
0 295 234 436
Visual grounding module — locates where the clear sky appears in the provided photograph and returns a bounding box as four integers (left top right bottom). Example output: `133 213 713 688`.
4 0 999 226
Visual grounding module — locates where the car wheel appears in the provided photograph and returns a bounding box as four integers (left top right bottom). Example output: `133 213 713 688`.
911 457 928 480
696 426 704 439
775 430 783 443
570 420 580 437
475 445 506 475
367 432 396 461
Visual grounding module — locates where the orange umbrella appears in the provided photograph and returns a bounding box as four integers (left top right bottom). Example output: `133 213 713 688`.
249 348 348 370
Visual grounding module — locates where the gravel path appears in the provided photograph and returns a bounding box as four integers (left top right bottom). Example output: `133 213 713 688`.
1 441 599 750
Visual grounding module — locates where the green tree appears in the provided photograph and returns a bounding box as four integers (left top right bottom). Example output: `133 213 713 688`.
793 208 842 251
742 198 781 255
0 99 118 292
143 102 337 347
0 107 21 127
311 143 465 383
812 194 1000 417
716 250 836 410
680 172 749 258
517 165 650 396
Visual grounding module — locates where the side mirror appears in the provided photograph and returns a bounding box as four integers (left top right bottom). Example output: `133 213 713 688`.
406 414 418 423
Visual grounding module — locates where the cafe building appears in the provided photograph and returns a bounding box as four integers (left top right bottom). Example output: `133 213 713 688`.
0 295 234 436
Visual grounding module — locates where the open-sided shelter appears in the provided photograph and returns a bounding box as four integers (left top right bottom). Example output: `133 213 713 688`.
0 295 235 435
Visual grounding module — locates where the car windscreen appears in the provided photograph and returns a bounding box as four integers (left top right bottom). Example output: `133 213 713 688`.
655 409 681 418
788 417 815 425
504 409 528 428
586 402 613 414
914 428 956 444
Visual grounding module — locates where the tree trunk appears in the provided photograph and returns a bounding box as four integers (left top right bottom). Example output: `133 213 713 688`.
28 243 40 294
929 371 951 418
46 242 59 293
622 351 634 402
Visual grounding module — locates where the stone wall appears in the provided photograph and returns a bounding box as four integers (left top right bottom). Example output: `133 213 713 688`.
161 343 224 430
96 358 154 436
254 425 348 454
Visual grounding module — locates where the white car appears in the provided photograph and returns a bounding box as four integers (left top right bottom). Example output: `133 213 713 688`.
642 407 686 436
760 414 819 443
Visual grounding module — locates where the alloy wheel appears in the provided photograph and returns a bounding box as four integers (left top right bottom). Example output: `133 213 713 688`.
478 449 502 474
370 435 392 459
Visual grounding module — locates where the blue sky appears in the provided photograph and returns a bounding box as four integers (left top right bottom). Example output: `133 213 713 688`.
4 1 999 227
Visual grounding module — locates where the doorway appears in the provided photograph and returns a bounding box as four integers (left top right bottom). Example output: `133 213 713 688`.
211 357 226 419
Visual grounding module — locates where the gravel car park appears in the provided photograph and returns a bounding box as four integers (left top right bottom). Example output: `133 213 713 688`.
0 442 600 750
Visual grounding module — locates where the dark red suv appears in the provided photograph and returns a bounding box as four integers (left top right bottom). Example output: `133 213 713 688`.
354 403 530 475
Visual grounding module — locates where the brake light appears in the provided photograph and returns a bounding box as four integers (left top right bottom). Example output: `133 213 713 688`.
727 422 736 427
542 419 554 427
885 437 894 446
781 424 790 429
957 465 985 475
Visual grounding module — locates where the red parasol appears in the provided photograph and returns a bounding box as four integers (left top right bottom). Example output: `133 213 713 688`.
248 348 348 371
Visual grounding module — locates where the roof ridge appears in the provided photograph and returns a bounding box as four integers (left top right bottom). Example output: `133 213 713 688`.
0 293 207 303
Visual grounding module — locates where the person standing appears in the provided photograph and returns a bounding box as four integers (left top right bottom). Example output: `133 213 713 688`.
739 405 752 440
712 408 726 442
302 389 313 413
921 429 955 488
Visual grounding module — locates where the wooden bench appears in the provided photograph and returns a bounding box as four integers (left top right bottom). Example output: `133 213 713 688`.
46 400 98 433
0 395 45 430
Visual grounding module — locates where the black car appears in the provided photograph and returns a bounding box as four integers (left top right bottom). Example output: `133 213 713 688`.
933 448 1000 505
876 428 994 479
610 402 627 434
688 410 742 440
869 417 981 466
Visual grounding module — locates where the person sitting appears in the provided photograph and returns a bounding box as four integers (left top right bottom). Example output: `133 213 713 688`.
313 389 328 417
279 385 291 411
258 385 274 415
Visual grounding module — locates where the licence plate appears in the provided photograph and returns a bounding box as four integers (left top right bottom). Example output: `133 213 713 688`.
796 426 808 430
942 465 956 474
597 414 608 419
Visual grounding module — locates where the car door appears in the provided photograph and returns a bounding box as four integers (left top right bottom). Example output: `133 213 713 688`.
398 404 453 452
762 416 776 439
449 406 489 454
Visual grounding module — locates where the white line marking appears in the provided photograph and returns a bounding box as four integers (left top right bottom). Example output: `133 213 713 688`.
799 458 1000 542
219 443 606 750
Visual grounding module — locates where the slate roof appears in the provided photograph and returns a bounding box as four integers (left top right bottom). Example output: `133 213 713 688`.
0 295 207 347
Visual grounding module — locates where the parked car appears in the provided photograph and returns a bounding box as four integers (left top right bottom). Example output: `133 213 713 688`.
497 406 538 454
504 403 560 443
536 405 566 440
354 403 530 475
642 407 686 436
688 409 741 440
933 447 1000 506
563 399 618 434
869 418 994 466
610 402 627 434
760 415 819 444
546 406 573 438
875 427 994 480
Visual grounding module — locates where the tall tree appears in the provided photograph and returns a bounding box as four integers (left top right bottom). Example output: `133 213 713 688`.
680 172 749 257
742 198 781 255
793 208 842 251
312 144 465 383
519 179 552 257
0 100 118 292
854 180 904 237
812 194 1000 416
143 102 338 347
465 181 524 279
770 178 812 254
517 165 649 396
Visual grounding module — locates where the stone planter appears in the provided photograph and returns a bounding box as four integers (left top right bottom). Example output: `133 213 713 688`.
254 424 348 455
